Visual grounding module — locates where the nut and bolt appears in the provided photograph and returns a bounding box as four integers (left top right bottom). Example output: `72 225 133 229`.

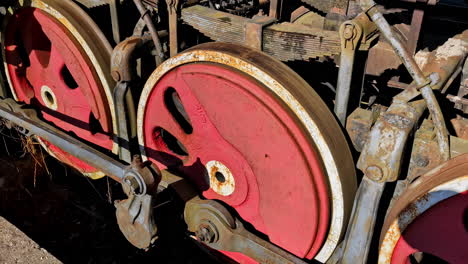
343 24 355 40
196 225 216 243
366 165 384 181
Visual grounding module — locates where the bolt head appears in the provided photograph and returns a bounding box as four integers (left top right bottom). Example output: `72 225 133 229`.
111 70 121 82
366 166 383 181
343 25 355 39
196 225 216 243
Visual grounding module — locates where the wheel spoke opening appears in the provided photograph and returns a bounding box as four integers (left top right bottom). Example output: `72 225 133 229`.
164 87 193 134
89 112 105 135
61 65 78 89
153 127 189 156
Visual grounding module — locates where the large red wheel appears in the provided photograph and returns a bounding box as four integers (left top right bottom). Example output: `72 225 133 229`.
138 43 357 263
2 0 117 178
379 154 468 264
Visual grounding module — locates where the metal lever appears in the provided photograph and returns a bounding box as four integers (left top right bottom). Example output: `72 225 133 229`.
184 199 308 264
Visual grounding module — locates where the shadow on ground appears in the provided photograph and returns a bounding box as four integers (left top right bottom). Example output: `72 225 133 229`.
0 127 221 264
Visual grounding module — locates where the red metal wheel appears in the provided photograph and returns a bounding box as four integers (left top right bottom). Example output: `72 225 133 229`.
138 43 356 263
379 154 468 264
2 0 116 178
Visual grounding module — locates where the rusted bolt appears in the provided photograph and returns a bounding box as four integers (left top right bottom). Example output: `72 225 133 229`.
343 24 355 40
196 225 216 243
414 156 430 167
111 70 121 82
366 166 384 181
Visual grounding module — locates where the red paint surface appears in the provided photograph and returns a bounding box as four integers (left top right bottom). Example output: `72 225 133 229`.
142 64 330 262
4 8 113 173
391 191 468 264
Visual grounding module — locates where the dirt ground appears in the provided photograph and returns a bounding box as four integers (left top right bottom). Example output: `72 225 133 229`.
0 126 221 264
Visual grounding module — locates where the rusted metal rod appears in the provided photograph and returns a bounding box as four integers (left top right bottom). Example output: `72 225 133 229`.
447 94 468 105
0 100 126 181
133 0 165 64
360 0 450 161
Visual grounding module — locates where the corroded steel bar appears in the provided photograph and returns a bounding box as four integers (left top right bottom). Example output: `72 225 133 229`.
334 20 363 125
340 177 385 264
361 0 450 161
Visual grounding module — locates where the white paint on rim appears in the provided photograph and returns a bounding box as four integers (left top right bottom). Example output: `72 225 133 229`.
137 50 346 262
206 160 235 196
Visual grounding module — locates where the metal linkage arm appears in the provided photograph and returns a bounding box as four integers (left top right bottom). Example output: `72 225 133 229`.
184 199 309 264
0 98 127 182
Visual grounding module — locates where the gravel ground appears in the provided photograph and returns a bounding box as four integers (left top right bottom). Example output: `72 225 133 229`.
0 216 61 264
0 127 222 264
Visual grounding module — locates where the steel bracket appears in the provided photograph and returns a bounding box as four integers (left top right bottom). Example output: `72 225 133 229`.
184 198 308 264
115 156 160 249
111 36 151 163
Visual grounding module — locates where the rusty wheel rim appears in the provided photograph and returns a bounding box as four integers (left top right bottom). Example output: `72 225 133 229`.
138 43 356 262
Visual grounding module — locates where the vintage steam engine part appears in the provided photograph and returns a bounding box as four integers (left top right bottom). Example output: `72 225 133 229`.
0 0 467 263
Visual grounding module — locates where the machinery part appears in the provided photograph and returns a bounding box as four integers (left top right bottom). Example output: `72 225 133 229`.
115 193 158 249
111 36 150 163
455 54 468 114
358 100 426 182
334 18 363 125
113 82 133 163
406 119 444 181
0 98 160 249
0 98 146 183
450 135 468 158
2 0 117 179
340 100 426 264
109 0 121 44
111 36 153 83
244 16 277 51
137 43 357 262
340 177 386 264
379 154 468 264
115 156 160 249
414 31 468 92
184 199 309 264
361 0 450 162
74 0 110 8
269 0 282 19
299 0 350 15
133 0 165 65
345 106 382 152
166 0 179 57
407 8 424 55
181 5 378 62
